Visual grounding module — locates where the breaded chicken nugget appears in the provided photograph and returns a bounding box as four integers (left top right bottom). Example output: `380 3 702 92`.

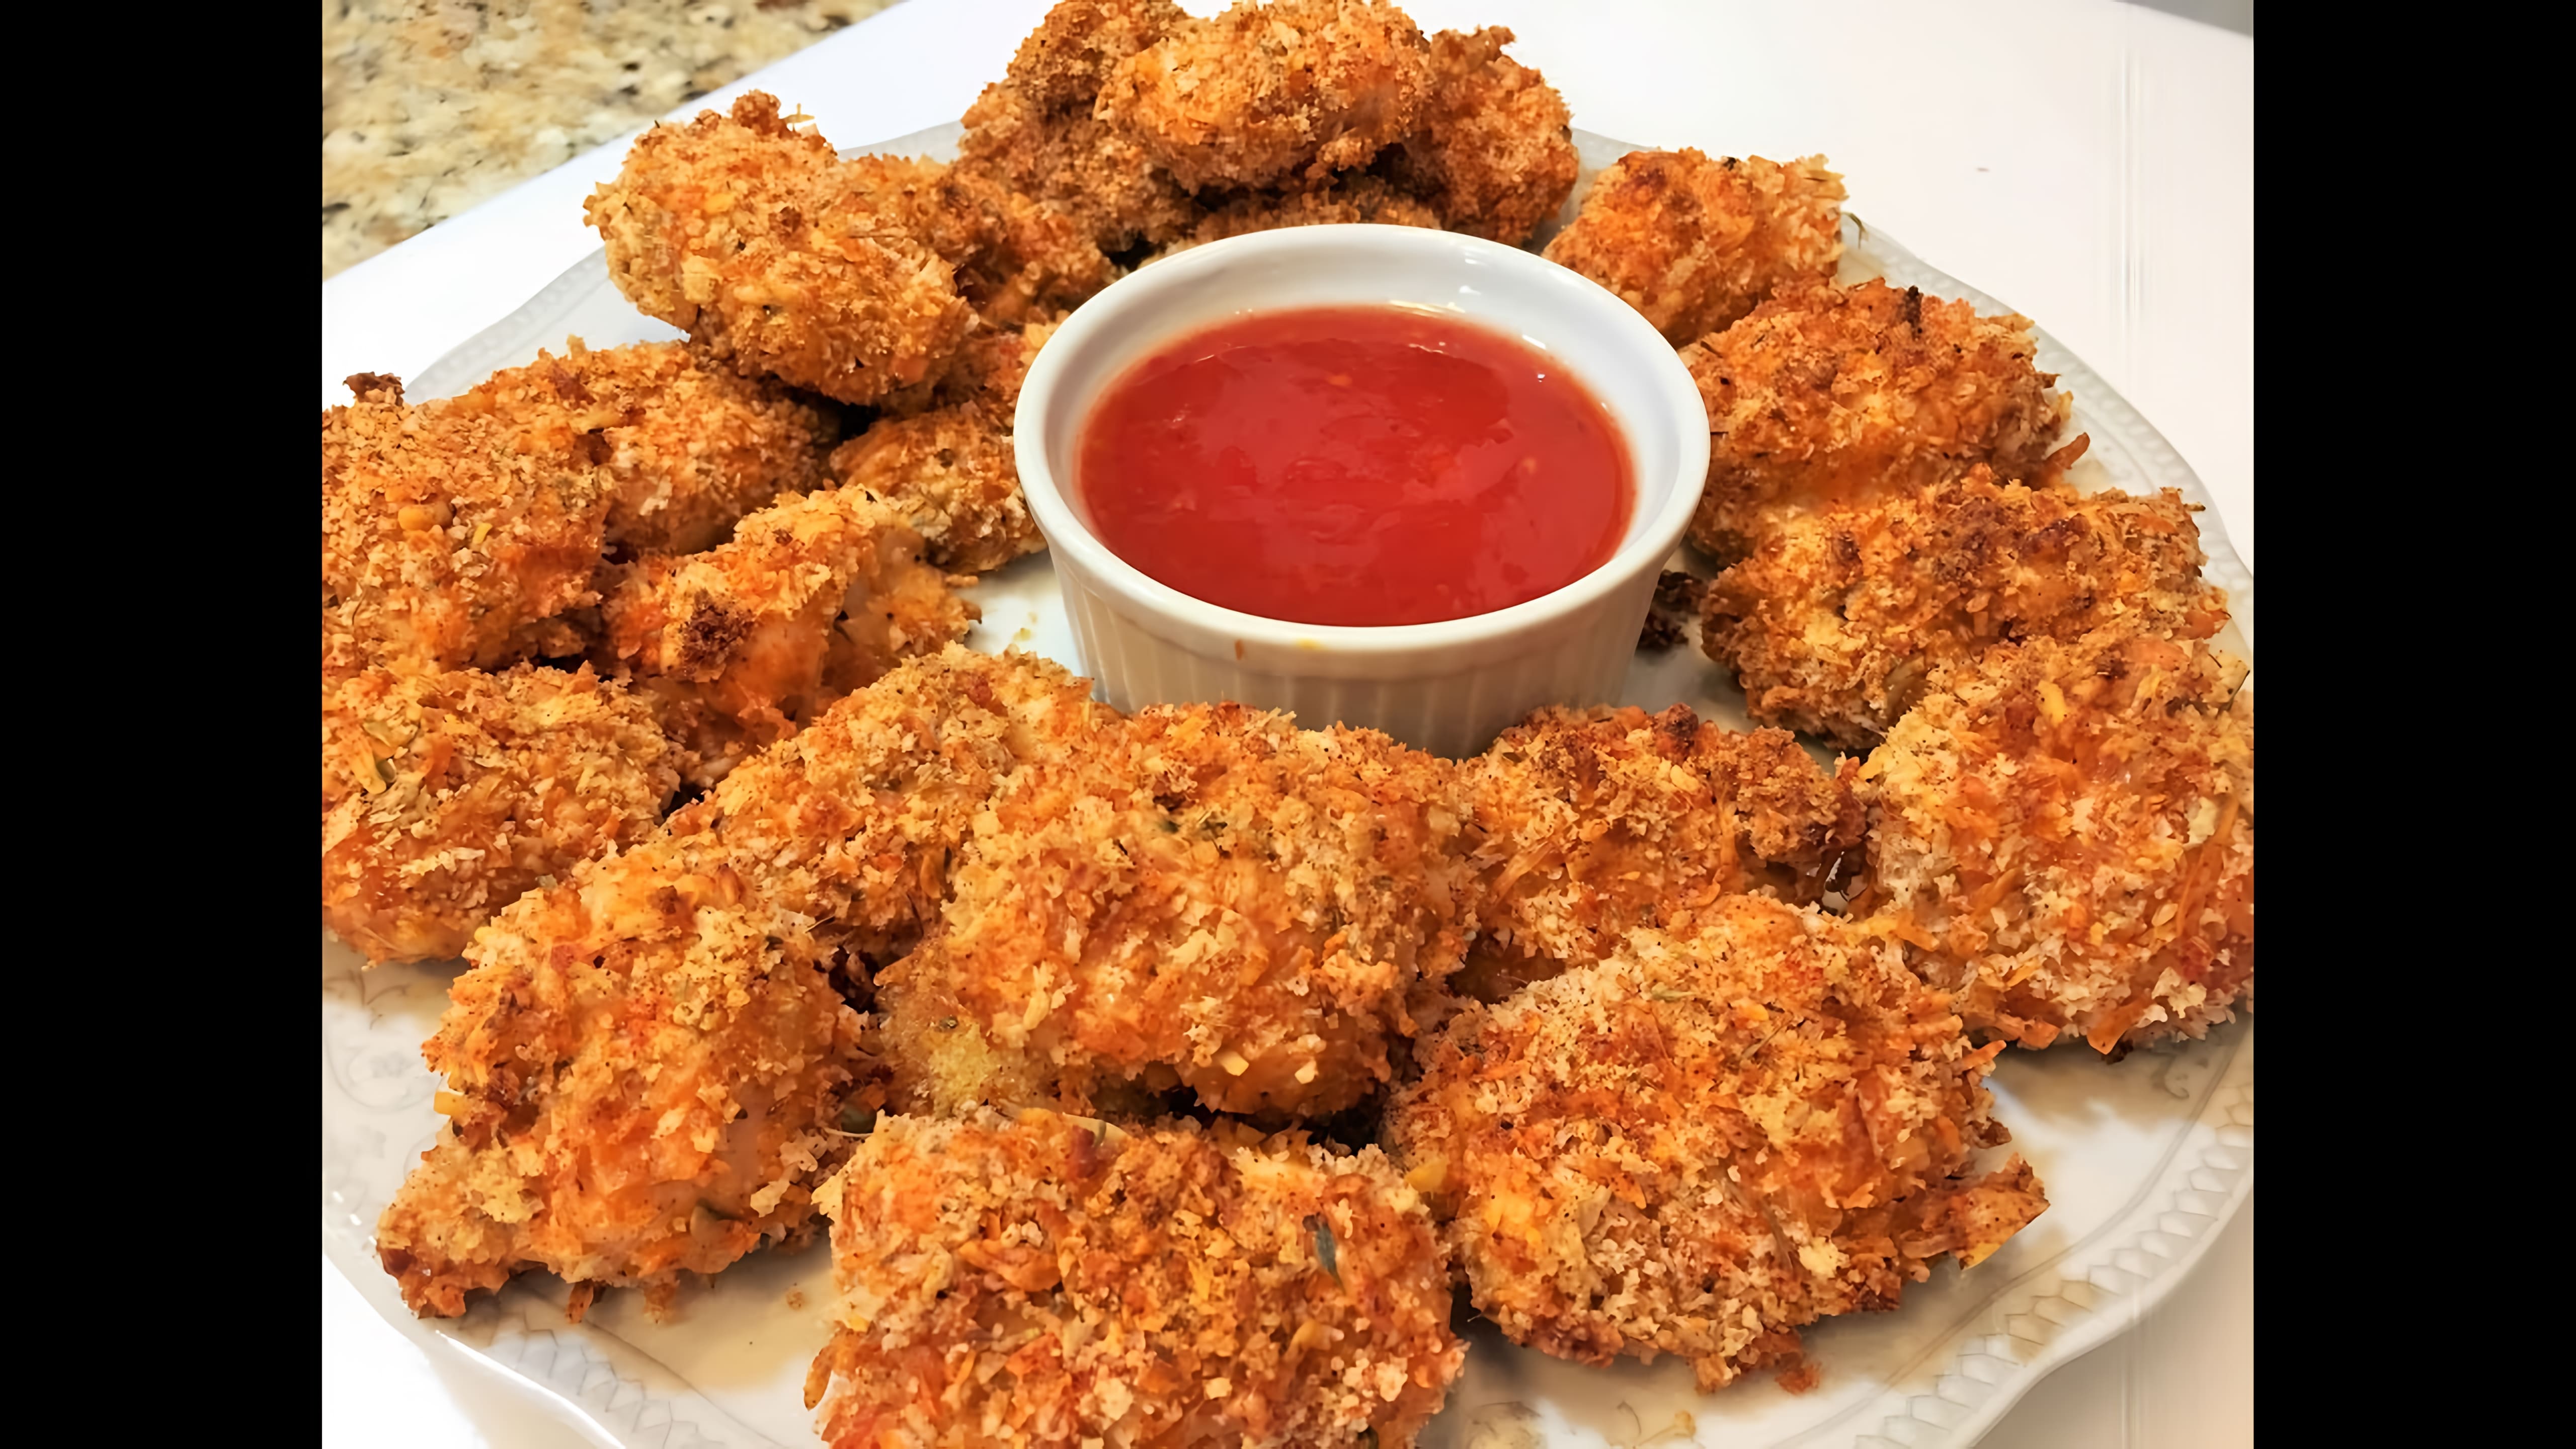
323 664 677 965
1454 703 1864 1002
375 847 874 1320
599 485 978 784
586 93 973 405
808 1109 1462 1449
1857 627 2253 1055
841 154 1115 328
1096 0 1433 191
374 649 1098 1320
1682 280 2074 560
658 644 1102 972
1542 148 1844 347
829 318 1059 574
878 704 1474 1119
956 3 1203 254
1703 469 2231 748
1161 172 1442 254
453 340 838 556
324 373 612 675
1379 27 1577 245
1384 896 2047 1393
1003 0 1191 111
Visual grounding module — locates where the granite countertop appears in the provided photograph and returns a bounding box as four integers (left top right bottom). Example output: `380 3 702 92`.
323 1 898 279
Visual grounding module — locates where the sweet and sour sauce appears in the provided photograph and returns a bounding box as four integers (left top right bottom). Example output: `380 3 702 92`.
1077 305 1633 627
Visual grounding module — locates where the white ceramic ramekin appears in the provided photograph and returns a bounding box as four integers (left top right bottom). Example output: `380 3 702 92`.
1014 224 1710 759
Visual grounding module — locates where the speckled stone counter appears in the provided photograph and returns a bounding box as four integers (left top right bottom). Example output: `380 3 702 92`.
323 1 898 279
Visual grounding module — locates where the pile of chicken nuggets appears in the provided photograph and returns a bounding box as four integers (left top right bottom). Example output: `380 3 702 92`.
323 4 2252 1445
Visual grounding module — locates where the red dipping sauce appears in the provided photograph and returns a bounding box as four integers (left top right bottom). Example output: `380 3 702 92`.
1077 305 1633 627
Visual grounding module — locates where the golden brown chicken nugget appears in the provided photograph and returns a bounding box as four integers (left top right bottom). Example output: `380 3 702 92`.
1160 171 1443 254
840 153 1116 328
657 643 1103 973
599 485 978 785
1005 0 1192 111
454 339 839 556
375 848 874 1320
1682 279 2073 560
829 317 1060 575
1384 896 2047 1392
877 703 1475 1119
808 1109 1462 1449
323 664 676 964
323 373 612 675
1542 147 1844 346
1856 627 2253 1055
1096 0 1433 191
1702 468 2231 748
1380 26 1577 245
956 3 1203 255
1455 703 1864 1002
585 93 973 405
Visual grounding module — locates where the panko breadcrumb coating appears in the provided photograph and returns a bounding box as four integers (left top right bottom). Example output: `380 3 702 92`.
657 644 1103 973
1541 148 1845 347
599 485 978 784
955 2 1203 255
809 1109 1462 1449
1379 27 1577 245
1856 628 2253 1055
1454 703 1864 1003
840 154 1115 329
454 340 839 556
376 846 875 1320
1385 896 2047 1392
323 664 677 965
323 372 612 675
1681 279 2075 561
1702 468 2231 748
1003 0 1191 111
829 318 1060 574
1160 172 1443 255
585 93 973 406
878 703 1474 1119
1096 0 1433 192
376 648 1103 1320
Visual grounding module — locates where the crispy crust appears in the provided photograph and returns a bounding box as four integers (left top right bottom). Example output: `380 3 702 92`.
1454 703 1864 1003
1855 628 2254 1054
584 93 973 405
1702 468 2231 748
375 846 873 1320
598 486 979 785
958 85 1206 256
1096 0 1433 191
1003 0 1192 112
810 1109 1462 1448
1681 279 2074 561
955 2 1203 255
1378 27 1577 245
374 648 1102 1321
323 664 677 965
453 339 839 556
1384 897 2046 1392
1157 172 1443 255
840 153 1116 329
323 375 612 675
829 317 1061 575
658 645 1105 972
1541 148 1844 347
878 703 1475 1119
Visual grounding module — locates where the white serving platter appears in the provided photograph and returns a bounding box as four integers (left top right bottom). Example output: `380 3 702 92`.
326 123 2253 1449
